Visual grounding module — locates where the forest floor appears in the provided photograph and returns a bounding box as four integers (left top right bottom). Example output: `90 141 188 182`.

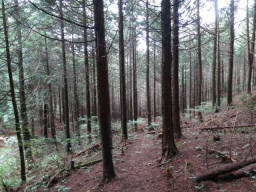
48 106 256 192
48 108 256 191
7 94 256 192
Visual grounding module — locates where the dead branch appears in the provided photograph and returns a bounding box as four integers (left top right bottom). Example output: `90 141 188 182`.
208 148 237 162
74 158 102 169
196 157 256 181
200 124 256 132
72 143 101 158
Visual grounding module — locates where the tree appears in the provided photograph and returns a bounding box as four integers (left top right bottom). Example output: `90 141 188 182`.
59 0 72 153
227 0 234 105
44 36 56 141
247 0 256 94
172 0 181 138
197 0 203 121
2 0 26 182
71 33 80 145
161 0 178 158
93 0 116 180
146 0 152 127
216 0 221 108
212 0 217 108
14 0 33 161
119 0 128 139
82 0 92 139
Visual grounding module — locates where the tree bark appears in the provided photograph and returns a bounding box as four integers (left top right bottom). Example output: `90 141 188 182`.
60 0 72 153
93 0 116 180
212 0 217 108
2 0 26 181
196 157 256 181
44 36 56 140
82 0 92 138
172 0 181 138
15 0 33 161
227 0 234 105
161 0 178 158
43 103 48 138
247 0 256 94
119 0 128 139
71 34 80 145
216 0 221 108
146 0 152 127
133 25 138 131
197 0 203 120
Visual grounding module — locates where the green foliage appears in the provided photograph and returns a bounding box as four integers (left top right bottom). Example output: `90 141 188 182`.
240 93 256 109
195 184 204 190
187 102 214 114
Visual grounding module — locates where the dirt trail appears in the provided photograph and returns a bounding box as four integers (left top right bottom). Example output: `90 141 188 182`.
64 132 171 192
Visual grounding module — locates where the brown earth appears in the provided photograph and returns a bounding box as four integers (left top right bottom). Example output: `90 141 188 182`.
43 107 256 192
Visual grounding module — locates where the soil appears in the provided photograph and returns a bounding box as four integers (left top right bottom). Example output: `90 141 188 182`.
39 107 256 191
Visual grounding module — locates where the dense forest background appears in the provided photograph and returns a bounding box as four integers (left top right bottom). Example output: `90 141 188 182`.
1 0 256 191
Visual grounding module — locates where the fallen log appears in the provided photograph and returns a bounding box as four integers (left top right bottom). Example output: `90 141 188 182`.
200 124 256 132
208 148 237 162
74 158 102 169
72 143 101 158
196 157 256 181
216 164 256 181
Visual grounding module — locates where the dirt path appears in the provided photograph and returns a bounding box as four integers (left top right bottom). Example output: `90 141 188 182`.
64 132 171 192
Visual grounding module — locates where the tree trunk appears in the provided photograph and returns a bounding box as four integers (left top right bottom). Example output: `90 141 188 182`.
44 103 48 138
133 25 138 131
92 42 97 117
2 0 26 181
197 0 203 121
153 40 156 121
216 0 221 108
93 0 116 180
71 34 80 145
44 36 56 140
82 0 92 138
212 0 217 108
247 0 256 94
172 0 181 138
227 0 234 105
119 0 128 139
146 0 152 127
60 0 72 153
161 0 178 158
15 0 33 161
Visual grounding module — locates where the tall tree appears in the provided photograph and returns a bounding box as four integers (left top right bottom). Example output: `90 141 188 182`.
133 26 138 131
60 0 72 152
146 0 152 127
247 0 256 94
82 0 92 139
93 0 116 180
172 0 181 138
197 0 203 120
216 0 221 108
14 0 33 161
212 0 217 108
44 36 56 141
227 0 234 105
161 0 178 158
2 0 26 181
71 34 80 144
119 0 128 139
